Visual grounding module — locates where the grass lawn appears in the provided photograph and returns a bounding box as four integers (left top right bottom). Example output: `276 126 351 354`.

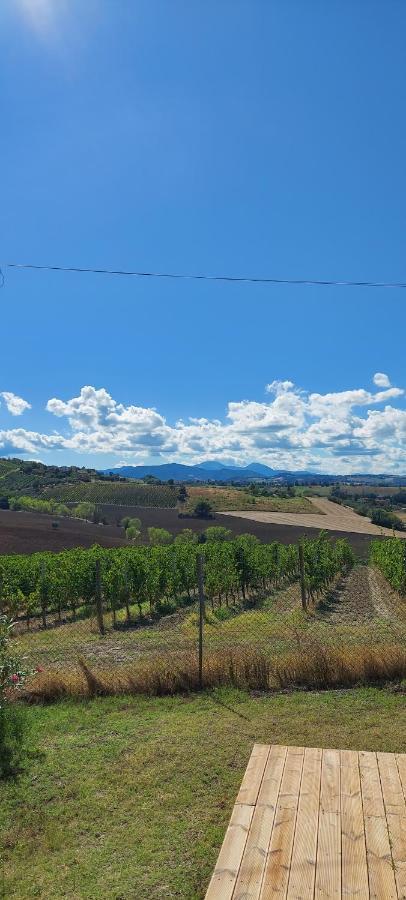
1 688 406 899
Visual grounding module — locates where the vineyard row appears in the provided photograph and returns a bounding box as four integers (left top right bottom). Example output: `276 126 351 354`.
370 538 406 594
0 533 355 629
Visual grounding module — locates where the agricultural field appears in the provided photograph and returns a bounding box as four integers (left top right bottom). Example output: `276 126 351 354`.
96 505 374 557
183 484 315 513
0 509 128 555
0 505 375 557
43 481 179 507
221 496 406 537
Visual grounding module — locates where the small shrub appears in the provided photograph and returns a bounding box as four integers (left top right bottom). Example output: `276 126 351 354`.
0 615 33 777
213 606 235 621
155 598 177 616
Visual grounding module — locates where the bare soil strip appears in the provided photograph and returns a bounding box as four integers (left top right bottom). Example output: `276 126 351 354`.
219 496 406 537
317 565 406 625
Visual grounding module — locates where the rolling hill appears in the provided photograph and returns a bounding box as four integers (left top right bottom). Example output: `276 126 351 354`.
0 458 107 498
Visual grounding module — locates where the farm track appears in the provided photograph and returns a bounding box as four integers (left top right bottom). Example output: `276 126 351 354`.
317 565 405 625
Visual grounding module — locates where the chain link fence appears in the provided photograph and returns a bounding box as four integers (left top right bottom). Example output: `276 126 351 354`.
6 533 404 700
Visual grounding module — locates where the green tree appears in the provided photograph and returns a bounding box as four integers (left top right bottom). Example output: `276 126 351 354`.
193 498 213 518
177 485 188 503
73 502 96 521
126 525 141 542
148 527 173 546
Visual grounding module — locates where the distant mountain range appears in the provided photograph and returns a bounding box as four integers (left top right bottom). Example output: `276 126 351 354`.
103 462 274 482
102 461 406 485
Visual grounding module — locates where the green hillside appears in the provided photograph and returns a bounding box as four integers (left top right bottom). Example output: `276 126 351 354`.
0 458 100 498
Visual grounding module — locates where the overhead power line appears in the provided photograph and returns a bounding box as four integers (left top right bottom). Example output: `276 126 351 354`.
4 261 406 288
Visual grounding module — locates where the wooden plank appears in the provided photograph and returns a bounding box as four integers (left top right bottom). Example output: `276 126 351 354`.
286 747 322 899
359 753 397 899
205 803 254 900
397 754 406 802
378 753 406 898
363 814 398 899
395 753 406 897
260 746 304 898
386 813 406 900
378 751 406 816
340 751 369 899
233 745 287 899
277 746 304 809
359 751 385 819
315 749 341 899
236 744 270 807
359 750 377 769
207 746 406 900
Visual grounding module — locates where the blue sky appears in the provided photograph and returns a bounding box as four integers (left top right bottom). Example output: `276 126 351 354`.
1 0 405 474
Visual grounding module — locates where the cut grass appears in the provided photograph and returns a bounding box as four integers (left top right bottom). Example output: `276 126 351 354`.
1 688 405 899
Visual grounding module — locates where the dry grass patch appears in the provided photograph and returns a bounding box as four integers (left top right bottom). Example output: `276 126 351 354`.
24 641 406 702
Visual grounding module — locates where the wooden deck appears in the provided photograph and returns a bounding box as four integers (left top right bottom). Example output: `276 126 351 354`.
205 744 406 899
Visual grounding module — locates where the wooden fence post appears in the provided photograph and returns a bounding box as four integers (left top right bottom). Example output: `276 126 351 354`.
197 553 205 689
95 558 105 636
298 543 307 611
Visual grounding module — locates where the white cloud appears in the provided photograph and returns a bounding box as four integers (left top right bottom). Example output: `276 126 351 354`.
265 380 295 395
373 372 391 388
0 392 31 416
0 373 405 474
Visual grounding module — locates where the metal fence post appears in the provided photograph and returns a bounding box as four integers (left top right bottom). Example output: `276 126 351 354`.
197 553 205 688
298 543 307 610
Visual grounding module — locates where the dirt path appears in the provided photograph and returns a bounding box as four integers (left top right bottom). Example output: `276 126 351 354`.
317 565 405 625
367 566 406 621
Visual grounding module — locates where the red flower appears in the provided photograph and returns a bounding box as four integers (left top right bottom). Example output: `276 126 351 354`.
36 665 44 673
10 673 19 684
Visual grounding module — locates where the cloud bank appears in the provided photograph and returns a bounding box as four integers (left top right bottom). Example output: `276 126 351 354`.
0 373 405 474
